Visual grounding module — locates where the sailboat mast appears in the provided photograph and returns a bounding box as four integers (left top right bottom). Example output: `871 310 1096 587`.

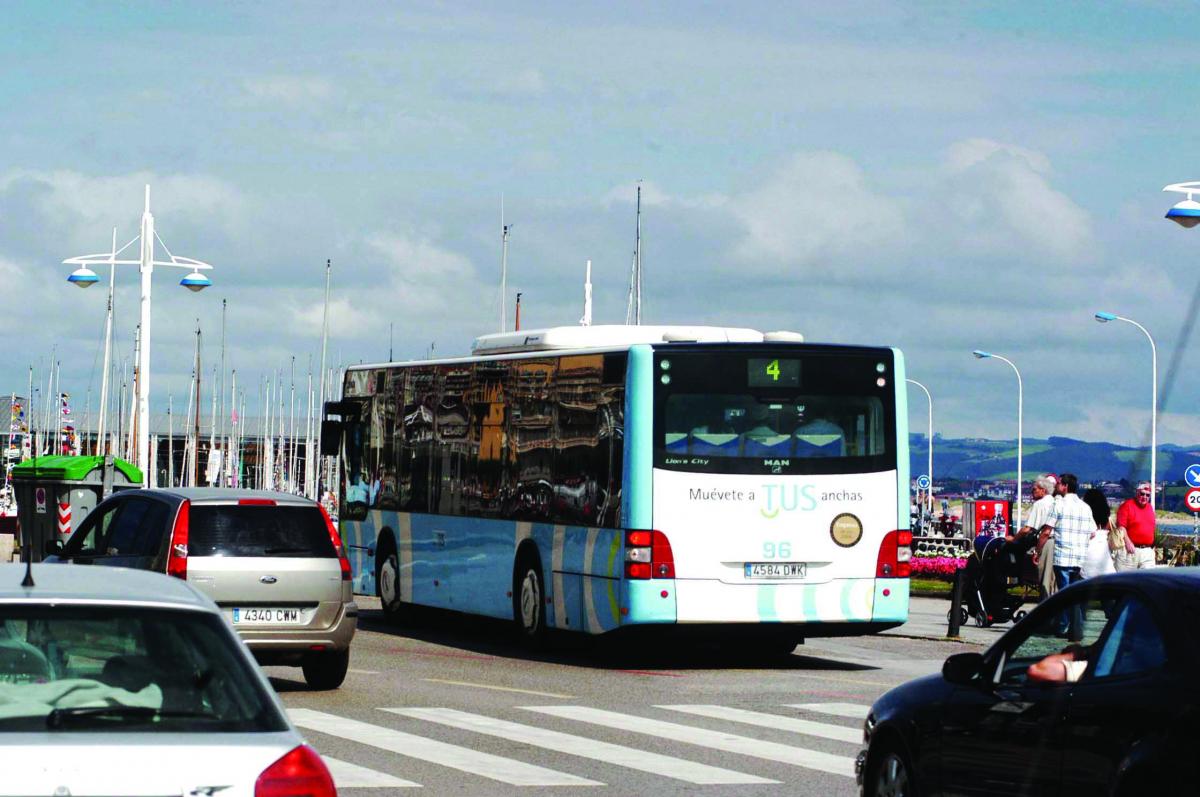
97 228 117 456
316 258 331 500
500 197 510 332
218 298 226 487
192 321 201 487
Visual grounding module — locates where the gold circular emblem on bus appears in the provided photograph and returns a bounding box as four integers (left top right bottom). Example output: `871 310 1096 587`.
830 513 863 547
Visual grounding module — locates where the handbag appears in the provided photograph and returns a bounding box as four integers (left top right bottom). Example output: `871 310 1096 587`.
1107 523 1129 554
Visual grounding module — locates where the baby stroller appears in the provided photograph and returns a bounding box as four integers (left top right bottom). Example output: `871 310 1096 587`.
947 535 1030 628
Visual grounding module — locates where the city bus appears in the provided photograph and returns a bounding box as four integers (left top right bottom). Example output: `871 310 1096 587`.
325 325 911 647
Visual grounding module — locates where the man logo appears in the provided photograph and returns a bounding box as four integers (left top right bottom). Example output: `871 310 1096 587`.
763 459 789 474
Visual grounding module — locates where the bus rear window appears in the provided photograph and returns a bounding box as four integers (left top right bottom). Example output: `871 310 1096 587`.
654 349 894 475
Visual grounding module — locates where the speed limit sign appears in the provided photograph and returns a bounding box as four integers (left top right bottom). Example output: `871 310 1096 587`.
1186 488 1200 513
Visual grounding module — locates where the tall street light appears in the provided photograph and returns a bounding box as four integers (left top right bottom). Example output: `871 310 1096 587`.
63 185 214 487
1094 312 1157 508
1164 181 1200 228
973 350 1023 530
905 378 934 525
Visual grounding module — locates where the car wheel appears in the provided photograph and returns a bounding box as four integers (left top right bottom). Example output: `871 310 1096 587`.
867 743 914 797
513 552 546 644
376 537 408 624
1014 609 1028 622
302 649 350 691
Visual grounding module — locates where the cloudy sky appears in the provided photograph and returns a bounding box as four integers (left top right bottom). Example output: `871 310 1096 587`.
2 2 1198 448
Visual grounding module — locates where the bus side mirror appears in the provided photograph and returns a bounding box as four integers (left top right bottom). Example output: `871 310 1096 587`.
320 420 342 457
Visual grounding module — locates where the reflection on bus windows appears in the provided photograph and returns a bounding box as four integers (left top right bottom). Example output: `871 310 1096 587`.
662 395 884 460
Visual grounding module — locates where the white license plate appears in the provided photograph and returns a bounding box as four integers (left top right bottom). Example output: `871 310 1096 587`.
744 562 807 579
232 607 303 625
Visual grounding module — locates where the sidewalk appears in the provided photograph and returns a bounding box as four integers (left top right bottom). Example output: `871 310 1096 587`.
882 595 1039 646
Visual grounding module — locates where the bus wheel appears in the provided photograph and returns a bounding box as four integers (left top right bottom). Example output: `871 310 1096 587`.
513 553 546 643
376 537 407 625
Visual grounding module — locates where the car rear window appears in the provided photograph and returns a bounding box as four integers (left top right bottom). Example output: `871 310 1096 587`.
0 605 288 732
189 505 335 558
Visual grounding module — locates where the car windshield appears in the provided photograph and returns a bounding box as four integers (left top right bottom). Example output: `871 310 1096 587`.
189 505 334 558
0 605 287 732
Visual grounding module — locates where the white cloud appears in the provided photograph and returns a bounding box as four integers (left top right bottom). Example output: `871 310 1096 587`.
937 138 1092 263
726 151 907 268
241 75 335 107
0 169 248 252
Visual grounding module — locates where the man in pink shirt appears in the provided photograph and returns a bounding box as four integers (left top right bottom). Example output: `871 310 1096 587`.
1114 482 1156 570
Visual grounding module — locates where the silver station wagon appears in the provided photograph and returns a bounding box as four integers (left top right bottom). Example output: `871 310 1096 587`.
45 488 357 690
0 562 336 795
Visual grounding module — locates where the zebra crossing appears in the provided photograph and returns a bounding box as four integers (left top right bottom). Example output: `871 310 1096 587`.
289 701 871 790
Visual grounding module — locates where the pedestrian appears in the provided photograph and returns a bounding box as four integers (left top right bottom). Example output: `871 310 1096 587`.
1081 487 1116 577
1114 482 1157 570
1008 474 1058 598
1051 474 1095 639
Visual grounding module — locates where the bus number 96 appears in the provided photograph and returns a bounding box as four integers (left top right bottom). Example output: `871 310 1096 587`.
763 541 792 559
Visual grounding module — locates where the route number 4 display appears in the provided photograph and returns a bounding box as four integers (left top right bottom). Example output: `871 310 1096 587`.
1186 488 1200 513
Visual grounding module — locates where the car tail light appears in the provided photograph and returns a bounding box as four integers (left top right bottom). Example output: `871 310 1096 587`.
876 529 912 578
319 504 352 581
239 498 277 506
255 745 335 797
624 529 675 579
167 500 190 580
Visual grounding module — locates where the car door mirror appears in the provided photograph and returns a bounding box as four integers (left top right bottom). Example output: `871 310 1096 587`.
43 539 63 557
943 652 986 685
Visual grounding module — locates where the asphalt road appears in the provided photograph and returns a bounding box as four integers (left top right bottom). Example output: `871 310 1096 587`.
266 597 982 796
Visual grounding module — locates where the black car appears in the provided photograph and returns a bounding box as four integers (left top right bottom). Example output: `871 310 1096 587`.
857 568 1200 796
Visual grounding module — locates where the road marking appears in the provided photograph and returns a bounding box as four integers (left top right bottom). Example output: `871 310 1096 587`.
789 702 871 720
349 668 381 675
658 705 862 743
322 756 420 788
289 708 601 786
422 678 573 699
385 707 776 786
523 706 855 777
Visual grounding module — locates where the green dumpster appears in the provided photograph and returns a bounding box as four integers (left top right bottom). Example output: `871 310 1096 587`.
10 455 142 561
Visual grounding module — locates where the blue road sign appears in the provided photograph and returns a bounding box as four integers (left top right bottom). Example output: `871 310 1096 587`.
1185 464 1200 489
916 475 931 490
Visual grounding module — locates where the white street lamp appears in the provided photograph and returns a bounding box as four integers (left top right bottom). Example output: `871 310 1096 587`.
63 185 214 487
905 378 934 526
973 350 1023 530
1095 311 1158 508
1164 181 1200 228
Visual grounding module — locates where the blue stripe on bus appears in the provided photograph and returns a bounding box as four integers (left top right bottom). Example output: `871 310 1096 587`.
624 345 654 530
892 347 910 532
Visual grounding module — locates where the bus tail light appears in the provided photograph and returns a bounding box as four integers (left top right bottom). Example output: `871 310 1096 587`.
876 530 912 578
167 500 190 580
319 504 352 581
625 530 675 579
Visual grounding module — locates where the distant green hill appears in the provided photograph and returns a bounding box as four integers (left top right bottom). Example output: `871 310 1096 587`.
910 435 1200 483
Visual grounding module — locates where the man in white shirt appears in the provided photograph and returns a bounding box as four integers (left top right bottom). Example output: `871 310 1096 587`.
1051 473 1097 639
1008 474 1058 598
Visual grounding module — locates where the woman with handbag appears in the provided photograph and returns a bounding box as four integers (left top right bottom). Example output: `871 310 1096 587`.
1081 487 1116 577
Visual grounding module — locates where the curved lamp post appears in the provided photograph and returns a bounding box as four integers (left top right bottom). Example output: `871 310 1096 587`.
905 379 934 526
63 185 214 486
1094 312 1157 508
973 350 1023 530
